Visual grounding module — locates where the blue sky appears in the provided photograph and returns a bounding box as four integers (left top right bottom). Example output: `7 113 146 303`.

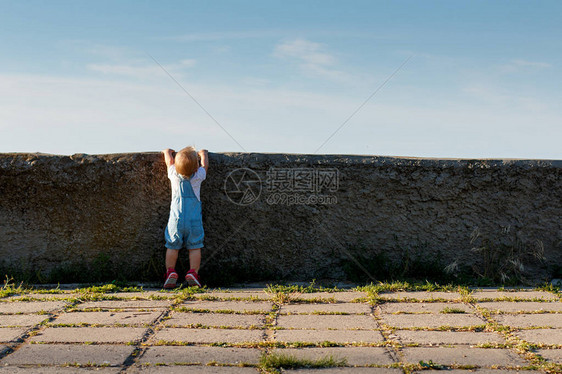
1 0 560 158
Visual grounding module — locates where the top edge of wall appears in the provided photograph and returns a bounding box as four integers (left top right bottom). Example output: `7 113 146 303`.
1 152 561 168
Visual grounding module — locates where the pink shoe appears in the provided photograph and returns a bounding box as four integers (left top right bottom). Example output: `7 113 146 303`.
185 269 201 287
163 269 178 289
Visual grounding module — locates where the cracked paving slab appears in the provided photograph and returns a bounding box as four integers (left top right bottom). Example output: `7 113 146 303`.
401 347 527 366
0 314 49 327
379 291 462 301
152 328 265 343
378 302 474 314
477 301 562 313
31 327 148 343
194 291 271 300
411 370 541 374
138 346 261 365
277 314 378 330
282 369 402 373
164 312 265 328
179 300 273 313
0 367 121 373
470 290 559 301
76 300 172 310
394 330 505 345
274 329 384 343
0 328 27 343
279 303 371 314
380 313 484 328
270 346 395 365
105 291 176 299
129 366 259 373
52 311 161 326
4 293 80 301
0 301 67 314
494 313 562 328
514 329 562 345
288 292 367 302
0 343 135 366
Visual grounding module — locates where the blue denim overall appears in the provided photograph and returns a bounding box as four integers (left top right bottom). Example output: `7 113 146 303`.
165 173 204 250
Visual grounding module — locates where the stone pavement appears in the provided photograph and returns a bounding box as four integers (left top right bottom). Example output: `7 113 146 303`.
0 286 560 373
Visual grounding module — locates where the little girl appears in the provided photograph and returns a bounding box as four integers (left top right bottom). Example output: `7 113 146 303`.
161 147 208 288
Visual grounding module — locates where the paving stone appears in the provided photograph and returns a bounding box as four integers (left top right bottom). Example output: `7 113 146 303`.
380 313 484 328
5 293 80 301
0 367 121 373
277 314 378 330
537 348 562 363
279 303 372 314
0 314 48 327
379 302 473 314
471 290 559 301
53 311 161 325
395 330 505 345
165 312 264 328
77 299 172 310
0 328 26 342
112 291 176 299
477 301 562 313
1 343 134 365
0 301 67 314
401 347 526 366
379 291 462 301
275 329 384 343
139 346 261 364
180 300 273 313
195 291 272 300
515 329 562 345
283 369 401 373
412 370 539 374
152 328 264 343
495 314 562 328
31 327 148 343
129 366 259 373
289 292 367 302
220 288 266 292
270 346 394 365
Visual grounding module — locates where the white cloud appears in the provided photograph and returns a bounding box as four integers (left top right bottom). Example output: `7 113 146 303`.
156 31 278 42
499 59 552 74
273 38 351 82
275 39 335 66
86 59 196 79
462 83 549 111
512 59 552 68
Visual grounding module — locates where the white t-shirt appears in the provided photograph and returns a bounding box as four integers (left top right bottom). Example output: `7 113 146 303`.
168 165 206 201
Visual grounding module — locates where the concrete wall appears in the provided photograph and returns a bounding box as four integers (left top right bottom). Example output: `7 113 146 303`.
0 152 560 285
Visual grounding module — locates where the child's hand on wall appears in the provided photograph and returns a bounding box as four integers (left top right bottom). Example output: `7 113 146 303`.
162 148 175 168
198 149 209 172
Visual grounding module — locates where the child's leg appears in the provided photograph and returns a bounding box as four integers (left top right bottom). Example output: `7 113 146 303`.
188 248 201 273
165 248 179 270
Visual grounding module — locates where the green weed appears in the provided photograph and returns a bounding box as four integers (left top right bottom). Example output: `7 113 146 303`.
259 352 346 370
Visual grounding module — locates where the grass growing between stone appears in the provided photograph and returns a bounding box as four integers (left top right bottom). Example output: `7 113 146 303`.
0 277 31 298
259 352 346 372
471 301 562 374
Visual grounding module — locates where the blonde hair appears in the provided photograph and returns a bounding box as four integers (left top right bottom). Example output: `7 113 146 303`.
175 146 199 178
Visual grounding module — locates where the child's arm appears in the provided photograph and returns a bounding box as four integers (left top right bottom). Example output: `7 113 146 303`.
162 148 175 168
198 149 209 173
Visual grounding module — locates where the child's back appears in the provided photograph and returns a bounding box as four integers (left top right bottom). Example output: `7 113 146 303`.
162 147 209 288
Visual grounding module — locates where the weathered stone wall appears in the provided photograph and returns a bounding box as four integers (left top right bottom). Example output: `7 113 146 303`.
0 152 560 285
